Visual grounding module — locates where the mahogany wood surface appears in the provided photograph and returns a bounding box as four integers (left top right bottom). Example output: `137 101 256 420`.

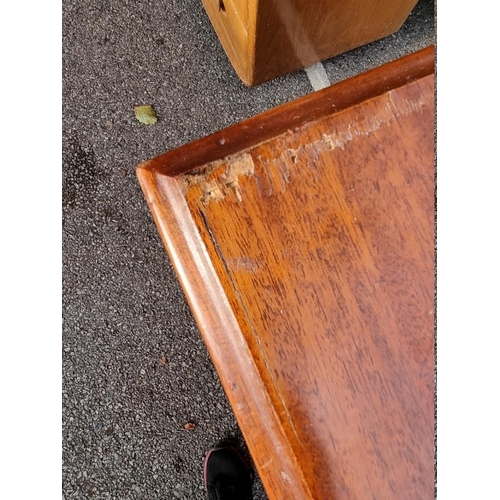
137 47 435 499
199 0 419 85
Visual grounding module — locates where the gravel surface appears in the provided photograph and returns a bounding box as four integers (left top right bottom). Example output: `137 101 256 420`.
62 0 435 498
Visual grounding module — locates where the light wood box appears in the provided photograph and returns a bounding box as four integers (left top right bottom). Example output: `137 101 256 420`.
201 0 419 85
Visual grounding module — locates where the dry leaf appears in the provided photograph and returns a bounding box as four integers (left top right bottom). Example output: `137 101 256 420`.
159 355 167 366
184 422 196 431
134 105 158 125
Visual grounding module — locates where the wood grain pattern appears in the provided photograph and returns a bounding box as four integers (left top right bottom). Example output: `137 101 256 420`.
200 0 419 85
137 48 435 500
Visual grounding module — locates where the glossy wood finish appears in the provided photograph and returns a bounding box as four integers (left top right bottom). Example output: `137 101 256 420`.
200 0 419 85
137 47 435 499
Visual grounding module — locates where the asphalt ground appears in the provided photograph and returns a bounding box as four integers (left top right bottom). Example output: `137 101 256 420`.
62 1 435 498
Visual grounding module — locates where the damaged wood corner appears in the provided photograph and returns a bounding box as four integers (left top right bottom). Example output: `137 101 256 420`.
201 180 225 205
221 153 255 203
178 161 223 194
180 153 256 205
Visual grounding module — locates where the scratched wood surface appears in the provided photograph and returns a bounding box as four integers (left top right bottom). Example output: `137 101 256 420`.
200 0 418 85
137 48 435 499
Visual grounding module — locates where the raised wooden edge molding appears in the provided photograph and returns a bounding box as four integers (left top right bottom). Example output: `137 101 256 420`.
136 169 314 499
137 46 434 178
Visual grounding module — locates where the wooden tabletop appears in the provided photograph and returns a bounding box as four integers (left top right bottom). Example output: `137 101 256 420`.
137 46 435 500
